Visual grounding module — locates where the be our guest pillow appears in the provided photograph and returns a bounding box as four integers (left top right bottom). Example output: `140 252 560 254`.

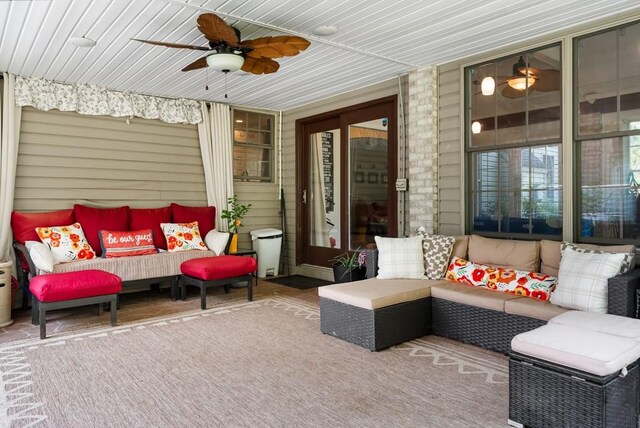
99 229 158 258
374 235 426 279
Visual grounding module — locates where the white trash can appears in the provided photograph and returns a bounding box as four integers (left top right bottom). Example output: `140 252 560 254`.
250 228 282 278
0 260 13 327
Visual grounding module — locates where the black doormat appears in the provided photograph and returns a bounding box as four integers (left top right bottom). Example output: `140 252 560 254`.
266 275 333 290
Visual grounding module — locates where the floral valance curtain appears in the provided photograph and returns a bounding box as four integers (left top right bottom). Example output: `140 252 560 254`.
14 76 202 124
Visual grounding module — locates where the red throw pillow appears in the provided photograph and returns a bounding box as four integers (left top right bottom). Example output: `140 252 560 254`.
129 206 172 250
170 203 216 236
74 205 130 257
99 229 158 258
11 209 75 244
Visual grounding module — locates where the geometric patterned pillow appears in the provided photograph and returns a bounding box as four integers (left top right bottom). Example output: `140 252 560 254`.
160 221 208 252
561 241 635 274
35 222 96 263
551 247 626 312
423 234 455 279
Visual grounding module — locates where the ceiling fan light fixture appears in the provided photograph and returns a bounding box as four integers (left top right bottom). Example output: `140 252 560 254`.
480 76 495 96
471 121 482 134
508 76 536 91
206 53 244 72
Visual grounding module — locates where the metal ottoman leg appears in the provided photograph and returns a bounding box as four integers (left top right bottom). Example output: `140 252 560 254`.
180 278 186 301
31 297 39 325
200 284 207 310
110 295 117 327
247 276 253 302
39 303 46 339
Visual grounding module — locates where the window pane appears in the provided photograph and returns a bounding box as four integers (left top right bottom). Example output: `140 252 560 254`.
233 146 271 180
577 22 640 136
233 109 275 181
471 145 562 236
468 45 561 148
580 137 640 240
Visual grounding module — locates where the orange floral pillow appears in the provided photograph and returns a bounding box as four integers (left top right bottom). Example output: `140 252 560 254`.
445 256 556 301
35 222 96 263
160 222 207 252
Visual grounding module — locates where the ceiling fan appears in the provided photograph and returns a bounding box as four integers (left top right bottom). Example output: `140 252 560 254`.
133 13 311 75
475 56 560 99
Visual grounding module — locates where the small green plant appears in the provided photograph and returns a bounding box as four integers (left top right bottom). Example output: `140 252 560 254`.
331 249 366 268
220 195 252 234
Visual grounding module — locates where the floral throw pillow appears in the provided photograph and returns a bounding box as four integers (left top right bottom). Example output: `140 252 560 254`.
35 222 96 263
445 256 556 301
161 222 207 252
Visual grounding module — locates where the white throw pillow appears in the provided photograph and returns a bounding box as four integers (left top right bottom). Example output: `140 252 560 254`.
374 235 426 280
25 240 56 272
550 247 626 313
204 229 230 255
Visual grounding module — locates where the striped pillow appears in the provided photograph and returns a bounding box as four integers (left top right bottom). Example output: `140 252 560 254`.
99 229 158 258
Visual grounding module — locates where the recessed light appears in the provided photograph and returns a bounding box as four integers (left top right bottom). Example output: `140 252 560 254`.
312 26 338 36
68 37 96 48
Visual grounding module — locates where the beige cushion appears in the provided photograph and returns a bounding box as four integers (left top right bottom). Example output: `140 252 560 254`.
549 311 640 341
540 240 635 277
431 281 521 311
468 235 540 272
318 277 442 310
504 297 568 321
511 324 640 376
450 235 469 261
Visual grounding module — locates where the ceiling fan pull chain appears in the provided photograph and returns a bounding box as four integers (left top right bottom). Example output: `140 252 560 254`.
224 71 228 99
205 67 209 91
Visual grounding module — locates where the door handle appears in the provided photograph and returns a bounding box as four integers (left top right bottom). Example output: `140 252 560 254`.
302 189 307 204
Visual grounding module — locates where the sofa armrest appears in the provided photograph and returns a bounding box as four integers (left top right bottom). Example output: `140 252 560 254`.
363 249 378 279
607 267 640 317
13 241 37 278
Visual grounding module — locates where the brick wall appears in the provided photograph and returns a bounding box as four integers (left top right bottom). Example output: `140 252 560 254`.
407 66 439 234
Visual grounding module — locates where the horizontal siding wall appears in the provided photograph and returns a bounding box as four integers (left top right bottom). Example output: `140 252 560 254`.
15 107 206 211
438 64 464 235
233 182 281 251
282 79 403 281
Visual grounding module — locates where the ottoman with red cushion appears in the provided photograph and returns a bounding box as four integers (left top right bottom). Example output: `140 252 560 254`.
180 255 257 309
29 270 122 339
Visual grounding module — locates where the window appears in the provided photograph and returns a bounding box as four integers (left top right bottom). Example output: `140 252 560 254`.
576 21 640 243
233 109 275 182
466 44 562 237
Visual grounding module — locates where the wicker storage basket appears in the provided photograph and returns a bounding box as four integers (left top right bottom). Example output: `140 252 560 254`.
319 297 431 351
509 352 639 428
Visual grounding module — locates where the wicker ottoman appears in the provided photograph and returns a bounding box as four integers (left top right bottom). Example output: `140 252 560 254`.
509 323 640 428
318 278 432 351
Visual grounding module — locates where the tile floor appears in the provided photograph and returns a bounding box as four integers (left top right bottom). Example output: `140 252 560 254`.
0 278 319 344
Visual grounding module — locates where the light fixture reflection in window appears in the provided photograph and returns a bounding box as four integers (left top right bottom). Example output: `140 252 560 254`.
507 76 536 91
471 121 482 134
481 77 495 96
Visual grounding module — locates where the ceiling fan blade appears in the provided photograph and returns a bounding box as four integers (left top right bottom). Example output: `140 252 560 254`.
197 13 239 46
182 57 208 72
532 69 561 92
241 36 310 59
241 56 280 75
132 39 211 51
501 85 534 99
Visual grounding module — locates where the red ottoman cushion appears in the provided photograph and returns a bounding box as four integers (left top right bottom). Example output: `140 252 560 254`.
29 270 122 302
181 255 257 281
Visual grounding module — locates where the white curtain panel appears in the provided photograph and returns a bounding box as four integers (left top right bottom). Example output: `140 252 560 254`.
0 73 22 267
197 102 234 231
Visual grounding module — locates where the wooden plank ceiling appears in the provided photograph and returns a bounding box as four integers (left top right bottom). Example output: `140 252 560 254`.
0 0 639 110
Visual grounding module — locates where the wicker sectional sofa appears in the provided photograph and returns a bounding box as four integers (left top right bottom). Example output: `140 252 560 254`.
320 235 640 353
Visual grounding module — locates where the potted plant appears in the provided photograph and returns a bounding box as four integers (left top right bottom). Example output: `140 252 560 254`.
331 250 367 283
220 195 252 253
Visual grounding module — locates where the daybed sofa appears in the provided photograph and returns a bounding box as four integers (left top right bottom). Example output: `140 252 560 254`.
11 203 225 304
319 235 640 353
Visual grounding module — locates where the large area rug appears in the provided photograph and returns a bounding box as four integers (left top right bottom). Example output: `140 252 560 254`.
0 296 508 427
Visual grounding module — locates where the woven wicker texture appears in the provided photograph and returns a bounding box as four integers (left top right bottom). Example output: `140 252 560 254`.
363 249 378 279
432 298 545 354
52 250 216 282
320 297 431 351
509 355 639 428
608 268 640 317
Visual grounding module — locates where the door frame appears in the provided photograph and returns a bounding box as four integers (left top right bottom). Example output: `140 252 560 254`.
295 95 398 267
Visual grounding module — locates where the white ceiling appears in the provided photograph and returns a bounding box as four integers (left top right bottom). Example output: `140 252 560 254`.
1 0 639 111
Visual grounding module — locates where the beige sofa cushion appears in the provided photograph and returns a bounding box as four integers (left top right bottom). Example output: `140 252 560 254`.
451 235 469 260
540 240 635 277
430 281 521 311
468 235 540 272
318 278 445 310
504 297 568 321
